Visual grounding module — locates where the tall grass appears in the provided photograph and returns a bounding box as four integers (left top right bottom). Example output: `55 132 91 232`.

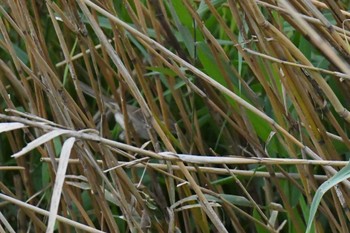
1 0 350 232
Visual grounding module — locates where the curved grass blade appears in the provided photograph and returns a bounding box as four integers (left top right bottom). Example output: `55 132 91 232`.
0 122 26 133
47 137 76 233
306 161 350 233
11 129 68 159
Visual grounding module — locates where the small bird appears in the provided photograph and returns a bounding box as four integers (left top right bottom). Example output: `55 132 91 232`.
78 81 160 140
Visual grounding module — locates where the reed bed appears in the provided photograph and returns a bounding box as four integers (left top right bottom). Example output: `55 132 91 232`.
1 0 350 232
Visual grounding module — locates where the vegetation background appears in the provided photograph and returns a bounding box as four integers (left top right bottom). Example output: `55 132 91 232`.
1 0 350 232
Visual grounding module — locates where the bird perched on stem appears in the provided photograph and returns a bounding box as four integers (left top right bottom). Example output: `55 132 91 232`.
79 81 174 140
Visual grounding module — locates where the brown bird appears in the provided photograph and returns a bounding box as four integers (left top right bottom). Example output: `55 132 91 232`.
78 81 169 140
